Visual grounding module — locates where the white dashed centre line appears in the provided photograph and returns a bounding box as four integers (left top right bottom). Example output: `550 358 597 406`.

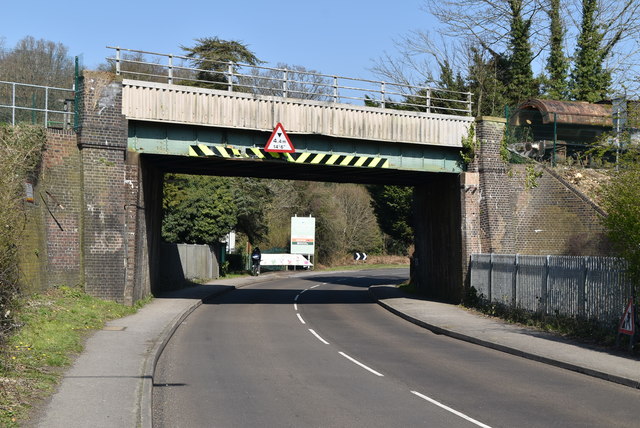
411 391 493 428
297 313 306 324
339 352 384 377
308 329 329 344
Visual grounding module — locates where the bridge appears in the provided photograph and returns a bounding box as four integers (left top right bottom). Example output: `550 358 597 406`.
115 48 474 184
17 48 609 305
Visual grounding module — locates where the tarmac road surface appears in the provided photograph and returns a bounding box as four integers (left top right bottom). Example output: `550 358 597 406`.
153 269 640 428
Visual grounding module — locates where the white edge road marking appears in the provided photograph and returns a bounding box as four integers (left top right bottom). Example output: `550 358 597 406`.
310 284 321 289
308 329 329 344
339 352 384 377
294 303 298 311
411 391 493 428
297 313 306 324
294 294 299 302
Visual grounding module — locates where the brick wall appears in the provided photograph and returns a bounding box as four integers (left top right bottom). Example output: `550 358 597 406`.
473 117 611 257
42 129 84 287
78 71 129 302
19 129 84 293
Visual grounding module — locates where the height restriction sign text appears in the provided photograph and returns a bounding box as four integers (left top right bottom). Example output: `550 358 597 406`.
265 123 295 153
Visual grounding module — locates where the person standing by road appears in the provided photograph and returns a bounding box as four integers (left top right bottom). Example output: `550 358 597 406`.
251 247 262 276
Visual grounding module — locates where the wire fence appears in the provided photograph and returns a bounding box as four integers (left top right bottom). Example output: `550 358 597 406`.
106 46 473 116
470 253 634 326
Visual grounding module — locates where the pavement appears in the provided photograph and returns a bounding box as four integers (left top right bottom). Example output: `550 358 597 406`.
32 272 640 428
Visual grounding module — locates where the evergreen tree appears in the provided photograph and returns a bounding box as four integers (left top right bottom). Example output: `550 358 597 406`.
545 0 569 99
571 0 611 102
367 185 414 255
506 0 538 106
181 37 261 89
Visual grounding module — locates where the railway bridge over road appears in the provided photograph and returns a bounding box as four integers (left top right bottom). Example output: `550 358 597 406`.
26 49 609 305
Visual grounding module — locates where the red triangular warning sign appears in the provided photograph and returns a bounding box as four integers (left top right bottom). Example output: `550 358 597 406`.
265 123 295 153
618 298 635 335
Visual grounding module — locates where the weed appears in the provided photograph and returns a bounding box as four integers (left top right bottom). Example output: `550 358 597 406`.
0 288 143 426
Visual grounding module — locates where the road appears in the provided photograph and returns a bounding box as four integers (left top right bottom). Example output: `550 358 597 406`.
153 269 640 427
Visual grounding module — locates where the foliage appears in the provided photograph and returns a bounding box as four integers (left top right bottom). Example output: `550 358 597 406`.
505 0 538 105
524 164 543 189
571 0 611 102
599 150 640 294
0 286 142 427
0 125 46 347
230 177 273 244
181 37 261 89
162 174 237 245
98 51 169 83
367 185 413 254
459 123 478 167
257 181 385 264
0 36 74 87
467 47 510 117
0 37 75 125
544 0 569 100
241 63 333 101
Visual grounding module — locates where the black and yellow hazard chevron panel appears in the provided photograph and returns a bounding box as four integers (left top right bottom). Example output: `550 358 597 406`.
246 148 296 162
189 145 389 168
188 144 248 158
246 148 389 168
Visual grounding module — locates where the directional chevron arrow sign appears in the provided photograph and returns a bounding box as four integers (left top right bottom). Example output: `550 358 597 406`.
353 252 367 261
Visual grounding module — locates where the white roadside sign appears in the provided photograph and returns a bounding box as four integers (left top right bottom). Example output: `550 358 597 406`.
291 216 315 255
260 253 312 266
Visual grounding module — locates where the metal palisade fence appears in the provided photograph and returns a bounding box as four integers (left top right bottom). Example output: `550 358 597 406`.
470 254 633 325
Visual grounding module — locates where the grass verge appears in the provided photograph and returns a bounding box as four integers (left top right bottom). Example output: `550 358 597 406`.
0 286 150 427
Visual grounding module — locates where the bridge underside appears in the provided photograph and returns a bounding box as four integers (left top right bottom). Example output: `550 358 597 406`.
128 121 464 184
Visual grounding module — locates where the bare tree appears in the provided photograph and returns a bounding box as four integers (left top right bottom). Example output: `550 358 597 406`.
0 36 74 87
240 63 333 101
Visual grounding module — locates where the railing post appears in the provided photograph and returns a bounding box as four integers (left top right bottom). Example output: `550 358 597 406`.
488 253 493 302
467 92 472 116
541 255 549 315
11 82 16 126
168 54 173 84
227 62 233 92
513 254 519 308
115 47 121 76
579 257 587 318
333 76 338 103
283 69 288 98
426 87 431 114
380 82 385 109
45 87 49 127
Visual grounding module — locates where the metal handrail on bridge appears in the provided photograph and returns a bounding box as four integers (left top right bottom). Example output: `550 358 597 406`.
0 80 75 128
106 46 472 116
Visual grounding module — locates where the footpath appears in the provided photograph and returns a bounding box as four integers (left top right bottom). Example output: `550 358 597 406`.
32 273 639 428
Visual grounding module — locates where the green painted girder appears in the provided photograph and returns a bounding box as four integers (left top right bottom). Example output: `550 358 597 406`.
127 121 463 173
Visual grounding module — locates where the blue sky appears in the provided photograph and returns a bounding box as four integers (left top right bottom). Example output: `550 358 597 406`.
2 0 432 81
